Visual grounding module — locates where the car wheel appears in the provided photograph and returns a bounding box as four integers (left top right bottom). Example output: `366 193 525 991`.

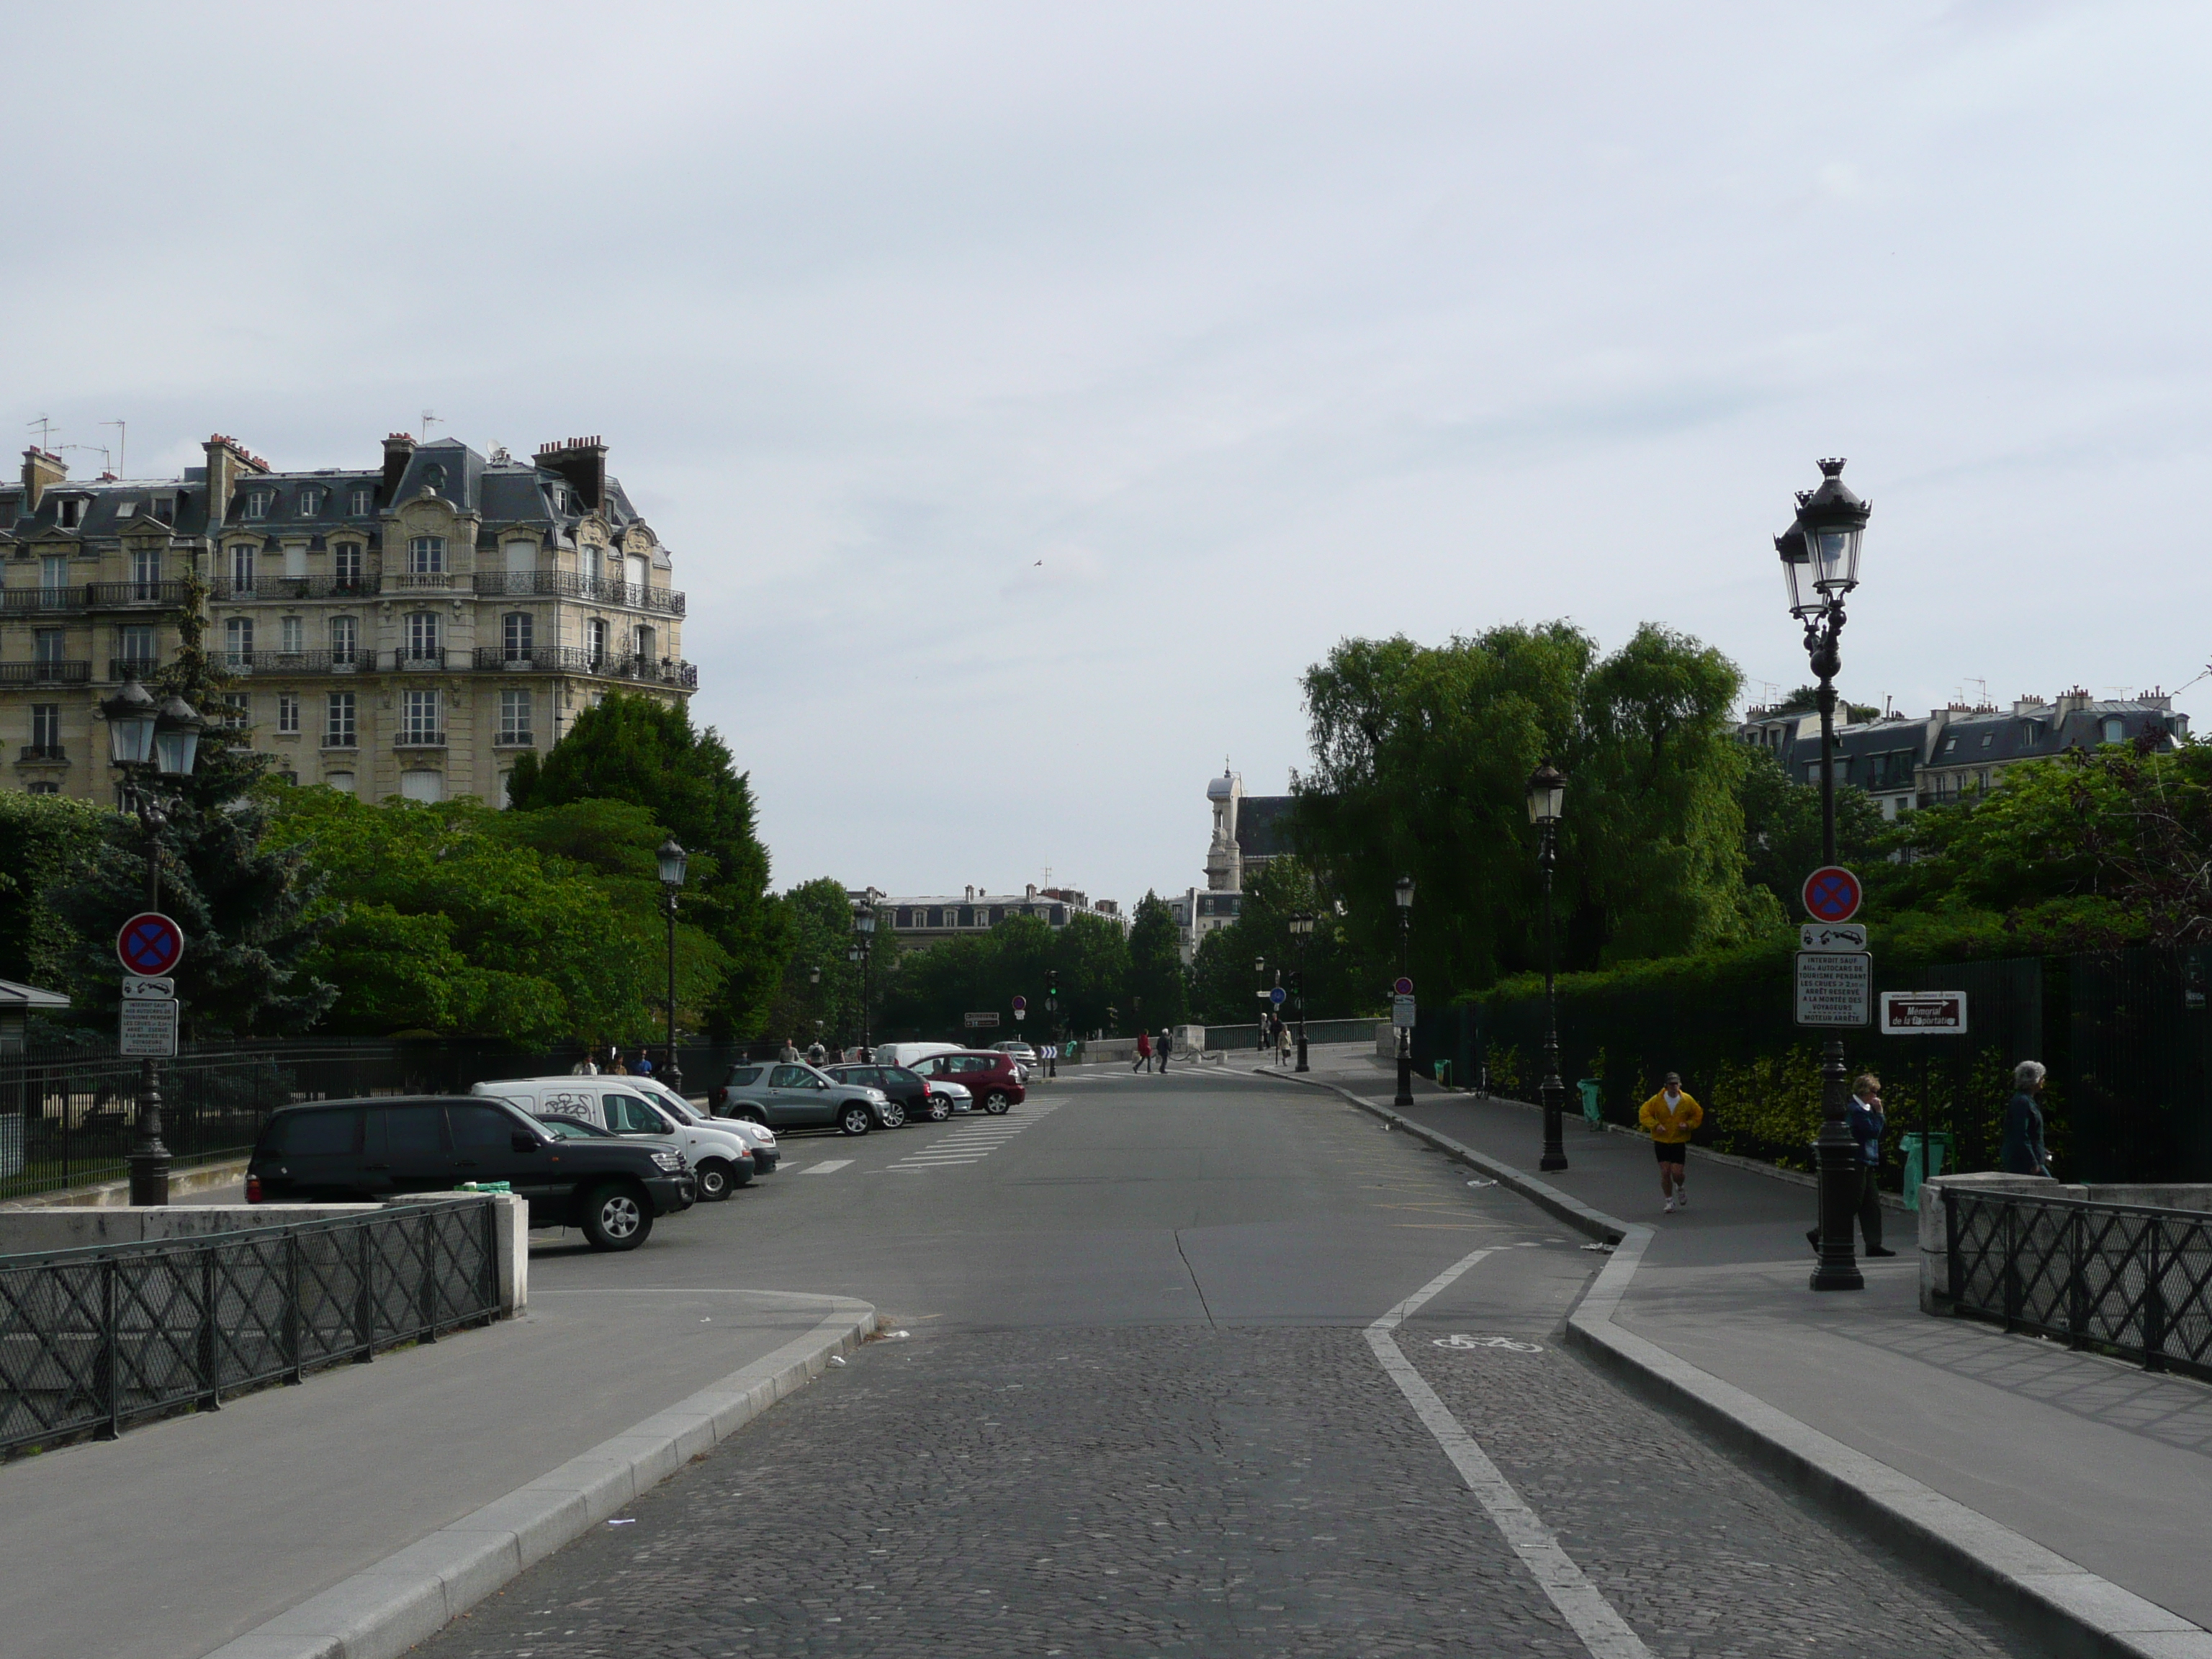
736 1109 768 1128
580 1182 652 1251
922 1096 950 1123
839 1103 873 1136
984 1091 1012 1115
695 1158 734 1201
878 1100 907 1129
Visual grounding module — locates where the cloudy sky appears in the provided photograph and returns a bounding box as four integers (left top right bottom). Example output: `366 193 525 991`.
11 2 2208 906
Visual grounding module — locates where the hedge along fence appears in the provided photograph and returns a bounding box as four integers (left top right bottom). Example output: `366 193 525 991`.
1412 945 2050 1188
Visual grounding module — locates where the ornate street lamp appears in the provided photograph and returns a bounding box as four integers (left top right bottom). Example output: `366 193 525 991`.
1526 762 1568 1172
1393 876 1414 1107
657 836 687 1094
851 896 877 1059
1254 955 1269 1051
1288 912 1315 1072
99 673 204 1205
1781 458 1873 1293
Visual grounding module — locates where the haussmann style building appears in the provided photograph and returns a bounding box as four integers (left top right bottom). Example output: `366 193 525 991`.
0 432 691 807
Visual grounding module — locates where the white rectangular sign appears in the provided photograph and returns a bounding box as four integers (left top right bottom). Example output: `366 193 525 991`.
1799 924 1869 953
1880 991 1968 1035
1392 995 1417 1030
119 995 178 1057
963 1011 1000 1029
1794 951 1871 1027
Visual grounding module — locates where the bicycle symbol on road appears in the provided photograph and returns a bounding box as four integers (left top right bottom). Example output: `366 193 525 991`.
1431 1334 1543 1352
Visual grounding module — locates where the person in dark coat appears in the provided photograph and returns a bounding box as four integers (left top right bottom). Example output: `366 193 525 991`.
1809 1073 1894 1256
1998 1061 2052 1176
1157 1027 1174 1074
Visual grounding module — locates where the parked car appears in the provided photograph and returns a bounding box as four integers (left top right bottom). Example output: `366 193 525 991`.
873 1041 964 1071
989 1040 1040 1080
712 1061 901 1133
824 1062 963 1123
912 1051 1028 1113
246 1095 693 1251
625 1076 781 1172
471 1077 755 1201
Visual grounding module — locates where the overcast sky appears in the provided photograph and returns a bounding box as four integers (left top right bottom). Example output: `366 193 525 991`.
11 2 2208 907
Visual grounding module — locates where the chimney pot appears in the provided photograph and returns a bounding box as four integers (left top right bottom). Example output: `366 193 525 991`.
20 446 66 512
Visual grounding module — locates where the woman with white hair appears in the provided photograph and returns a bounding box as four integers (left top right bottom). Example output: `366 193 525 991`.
1998 1061 2052 1177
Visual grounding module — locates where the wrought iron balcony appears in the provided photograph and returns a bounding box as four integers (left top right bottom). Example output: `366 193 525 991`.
17 745 66 763
222 650 367 675
84 580 193 608
212 576 382 601
469 646 697 688
393 731 448 749
0 661 92 685
472 570 685 616
1 588 86 613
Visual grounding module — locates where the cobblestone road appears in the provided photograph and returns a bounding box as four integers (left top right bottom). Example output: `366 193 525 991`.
421 1318 2026 1658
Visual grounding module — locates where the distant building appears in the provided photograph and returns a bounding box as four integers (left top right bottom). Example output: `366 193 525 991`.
1738 688 2188 819
868 885 1123 953
1 432 691 809
1169 767 1297 961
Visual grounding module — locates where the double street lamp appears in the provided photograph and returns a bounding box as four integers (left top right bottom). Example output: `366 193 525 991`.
1526 762 1568 1172
1288 912 1314 1073
657 836 688 1095
1393 876 1414 1107
1779 458 1873 1294
99 675 204 1207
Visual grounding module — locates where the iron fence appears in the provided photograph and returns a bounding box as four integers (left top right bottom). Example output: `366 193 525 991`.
0 1200 500 1453
1945 1187 2212 1382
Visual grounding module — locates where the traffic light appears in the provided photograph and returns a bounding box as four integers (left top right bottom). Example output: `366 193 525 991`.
1045 968 1059 1010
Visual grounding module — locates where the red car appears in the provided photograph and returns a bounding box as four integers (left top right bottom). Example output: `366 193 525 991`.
914 1050 1027 1114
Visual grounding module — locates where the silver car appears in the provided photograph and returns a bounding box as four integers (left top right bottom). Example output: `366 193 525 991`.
714 1061 899 1134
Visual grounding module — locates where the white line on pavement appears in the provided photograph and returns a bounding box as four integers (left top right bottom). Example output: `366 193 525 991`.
798 1159 854 1174
1367 1247 1651 1659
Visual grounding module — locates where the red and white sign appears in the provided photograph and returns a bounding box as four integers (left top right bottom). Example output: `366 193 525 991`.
116 912 186 977
1801 866 1863 925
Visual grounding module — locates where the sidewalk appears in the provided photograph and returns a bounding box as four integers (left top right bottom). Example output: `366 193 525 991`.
1272 1046 2212 1637
0 1264 867 1659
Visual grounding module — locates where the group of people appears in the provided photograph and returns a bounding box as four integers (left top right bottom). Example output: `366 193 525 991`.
569 1048 657 1078
779 1038 871 1066
1130 1028 1179 1072
1638 1059 2055 1256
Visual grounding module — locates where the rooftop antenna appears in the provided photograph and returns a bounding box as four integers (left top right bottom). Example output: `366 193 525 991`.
100 419 125 478
60 442 112 477
420 410 441 441
26 415 55 452
1966 677 1990 709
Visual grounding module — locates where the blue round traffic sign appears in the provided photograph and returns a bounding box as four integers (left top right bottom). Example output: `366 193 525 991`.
1802 866 1863 925
117 912 185 976
1269 986 1286 1006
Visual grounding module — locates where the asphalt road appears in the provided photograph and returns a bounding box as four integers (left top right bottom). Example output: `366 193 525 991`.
418 1064 2028 1658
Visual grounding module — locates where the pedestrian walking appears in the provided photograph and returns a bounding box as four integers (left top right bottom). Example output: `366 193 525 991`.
1808 1074 1894 1256
570 1052 596 1076
1157 1027 1173 1074
806 1038 827 1066
1638 1072 1702 1213
1998 1061 2053 1177
1133 1030 1153 1073
1274 1021 1292 1067
778 1037 800 1064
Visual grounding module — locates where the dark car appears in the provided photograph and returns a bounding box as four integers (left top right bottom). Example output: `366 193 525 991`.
914 1051 1028 1114
246 1095 695 1251
824 1063 950 1123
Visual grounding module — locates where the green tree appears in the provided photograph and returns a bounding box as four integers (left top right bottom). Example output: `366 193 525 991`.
0 791 107 990
1735 745 1892 922
1047 912 1133 1040
506 694 786 1035
1125 893 1188 1031
763 878 866 1049
1292 621 1767 1000
1187 858 1381 1023
1767 683 1880 724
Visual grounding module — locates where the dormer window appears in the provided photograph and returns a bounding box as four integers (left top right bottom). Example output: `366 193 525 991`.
153 496 174 523
299 487 323 516
1979 733 1993 749
349 487 372 516
58 497 83 529
2103 716 2126 743
1941 736 1958 754
244 490 271 520
551 485 570 512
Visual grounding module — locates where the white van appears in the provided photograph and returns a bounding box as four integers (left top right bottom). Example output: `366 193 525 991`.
874 1041 963 1071
471 1077 755 1202
626 1076 780 1173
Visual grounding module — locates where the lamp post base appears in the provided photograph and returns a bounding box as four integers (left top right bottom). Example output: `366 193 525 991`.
1538 1074 1568 1172
1810 1040 1865 1292
128 1149 171 1208
1393 1041 1413 1107
1295 1034 1309 1074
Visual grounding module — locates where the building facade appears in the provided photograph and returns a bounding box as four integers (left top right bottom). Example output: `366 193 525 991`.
1738 689 2188 818
869 886 1124 953
1169 768 1296 961
1 433 691 807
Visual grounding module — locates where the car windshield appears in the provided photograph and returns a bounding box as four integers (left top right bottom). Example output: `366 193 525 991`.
655 1095 701 1124
537 1116 611 1140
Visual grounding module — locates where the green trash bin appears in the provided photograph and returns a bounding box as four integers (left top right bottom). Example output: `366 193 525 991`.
1432 1060 1454 1087
1901 1131 1951 1211
1575 1079 1604 1127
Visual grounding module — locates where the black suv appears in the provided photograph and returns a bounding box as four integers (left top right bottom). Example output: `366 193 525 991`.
246 1095 696 1251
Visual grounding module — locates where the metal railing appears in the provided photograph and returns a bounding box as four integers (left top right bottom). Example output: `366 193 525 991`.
17 745 65 763
212 577 380 601
1945 1187 2212 1381
0 1200 500 1452
0 590 84 614
0 662 91 685
470 646 697 687
474 570 685 615
3 583 192 612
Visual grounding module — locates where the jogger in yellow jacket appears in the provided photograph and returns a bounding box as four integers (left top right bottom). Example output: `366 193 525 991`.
1638 1071 1702 1214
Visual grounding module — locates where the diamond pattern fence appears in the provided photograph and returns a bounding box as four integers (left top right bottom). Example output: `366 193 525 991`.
1946 1188 2212 1382
0 1200 499 1453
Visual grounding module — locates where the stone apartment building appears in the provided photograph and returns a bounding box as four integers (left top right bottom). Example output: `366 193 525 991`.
1 432 691 807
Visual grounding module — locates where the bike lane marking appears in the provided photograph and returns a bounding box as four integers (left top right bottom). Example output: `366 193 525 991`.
1366 1245 1652 1659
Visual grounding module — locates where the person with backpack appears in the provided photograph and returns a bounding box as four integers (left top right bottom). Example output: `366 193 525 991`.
1133 1030 1153 1073
1638 1071 1703 1213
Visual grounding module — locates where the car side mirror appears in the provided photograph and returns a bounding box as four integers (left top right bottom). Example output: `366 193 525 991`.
815 1079 829 1089
511 1134 539 1153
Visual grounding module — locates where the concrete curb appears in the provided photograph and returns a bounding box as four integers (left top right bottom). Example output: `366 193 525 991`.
198 1293 878 1659
1 1156 248 1210
1267 1068 2212 1659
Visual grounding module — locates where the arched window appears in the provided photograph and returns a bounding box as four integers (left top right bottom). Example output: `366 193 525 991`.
2102 716 2126 743
503 612 534 660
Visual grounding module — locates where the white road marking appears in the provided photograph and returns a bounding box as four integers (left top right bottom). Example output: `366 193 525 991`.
884 1102 1061 1172
1367 1247 1650 1659
798 1159 854 1174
